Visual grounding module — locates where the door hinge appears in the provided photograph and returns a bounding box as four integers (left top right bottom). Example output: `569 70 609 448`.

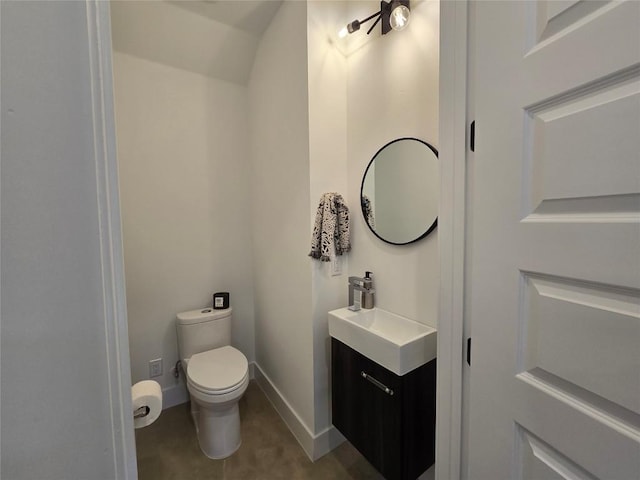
470 121 475 152
466 337 472 366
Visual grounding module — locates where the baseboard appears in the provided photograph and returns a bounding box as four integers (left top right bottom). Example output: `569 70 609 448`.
312 424 345 460
253 363 345 461
159 361 346 461
161 383 188 410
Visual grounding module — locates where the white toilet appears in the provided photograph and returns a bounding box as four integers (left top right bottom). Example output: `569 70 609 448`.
176 307 249 459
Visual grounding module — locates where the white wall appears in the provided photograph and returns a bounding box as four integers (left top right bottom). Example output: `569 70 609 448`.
110 0 439 461
307 0 349 442
248 1 315 432
1 2 134 478
347 0 440 327
247 0 439 456
112 53 255 400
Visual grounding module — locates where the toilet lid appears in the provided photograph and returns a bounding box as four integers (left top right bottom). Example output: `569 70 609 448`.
187 346 248 393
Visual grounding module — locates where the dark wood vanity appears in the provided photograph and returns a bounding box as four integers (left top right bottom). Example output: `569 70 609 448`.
331 338 436 480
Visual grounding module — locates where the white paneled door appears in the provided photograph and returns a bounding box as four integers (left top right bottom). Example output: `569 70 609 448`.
468 1 640 479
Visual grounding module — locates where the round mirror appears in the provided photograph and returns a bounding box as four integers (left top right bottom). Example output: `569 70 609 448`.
360 137 438 245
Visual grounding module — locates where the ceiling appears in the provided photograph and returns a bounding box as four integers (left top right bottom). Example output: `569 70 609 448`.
168 0 282 36
110 0 283 84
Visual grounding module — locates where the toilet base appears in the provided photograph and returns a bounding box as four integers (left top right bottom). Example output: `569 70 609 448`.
191 400 241 459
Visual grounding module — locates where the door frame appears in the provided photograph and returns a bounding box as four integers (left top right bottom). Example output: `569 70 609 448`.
88 1 138 478
94 0 470 478
436 1 468 479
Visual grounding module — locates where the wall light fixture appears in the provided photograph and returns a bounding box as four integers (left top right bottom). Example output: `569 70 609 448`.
338 0 411 38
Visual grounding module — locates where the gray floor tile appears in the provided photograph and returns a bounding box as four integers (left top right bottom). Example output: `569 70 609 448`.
135 381 383 480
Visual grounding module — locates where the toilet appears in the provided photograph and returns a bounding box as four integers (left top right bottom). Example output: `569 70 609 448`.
176 307 249 459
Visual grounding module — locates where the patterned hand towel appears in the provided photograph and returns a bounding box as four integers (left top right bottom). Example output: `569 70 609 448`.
309 193 351 262
361 195 375 229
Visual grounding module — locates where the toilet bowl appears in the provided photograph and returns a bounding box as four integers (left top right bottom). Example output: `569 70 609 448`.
186 346 249 459
176 307 248 459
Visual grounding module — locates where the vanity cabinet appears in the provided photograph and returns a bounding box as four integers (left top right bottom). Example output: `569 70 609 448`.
331 338 436 480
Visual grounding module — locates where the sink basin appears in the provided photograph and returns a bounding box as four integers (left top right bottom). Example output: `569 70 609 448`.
328 307 437 376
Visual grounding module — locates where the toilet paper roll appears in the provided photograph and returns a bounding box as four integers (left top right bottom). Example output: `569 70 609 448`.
132 380 162 429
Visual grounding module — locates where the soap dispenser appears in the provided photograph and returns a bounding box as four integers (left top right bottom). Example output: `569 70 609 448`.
362 271 375 309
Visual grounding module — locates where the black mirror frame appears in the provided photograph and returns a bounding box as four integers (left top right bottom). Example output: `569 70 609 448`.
360 137 438 246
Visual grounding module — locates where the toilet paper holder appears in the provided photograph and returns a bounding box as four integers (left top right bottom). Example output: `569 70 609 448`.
132 380 162 429
133 405 150 419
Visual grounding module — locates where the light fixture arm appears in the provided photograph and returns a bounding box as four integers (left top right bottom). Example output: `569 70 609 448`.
359 10 382 26
345 9 382 36
340 0 410 37
366 14 383 35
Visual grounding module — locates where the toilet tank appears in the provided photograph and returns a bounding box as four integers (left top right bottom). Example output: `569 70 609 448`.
176 307 232 361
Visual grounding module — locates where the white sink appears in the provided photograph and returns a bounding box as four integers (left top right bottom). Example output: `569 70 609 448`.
328 307 437 376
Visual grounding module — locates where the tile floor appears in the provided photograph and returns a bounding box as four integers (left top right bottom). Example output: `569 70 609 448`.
135 381 388 479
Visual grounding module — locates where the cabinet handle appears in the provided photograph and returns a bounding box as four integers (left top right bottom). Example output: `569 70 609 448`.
361 371 394 396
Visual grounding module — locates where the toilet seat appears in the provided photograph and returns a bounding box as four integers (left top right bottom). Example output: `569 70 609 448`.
187 346 248 395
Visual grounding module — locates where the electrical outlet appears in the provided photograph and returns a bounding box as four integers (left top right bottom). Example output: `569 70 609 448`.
149 358 163 378
331 256 342 276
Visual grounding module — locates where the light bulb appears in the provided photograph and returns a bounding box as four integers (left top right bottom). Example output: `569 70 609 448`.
339 20 361 38
390 4 410 31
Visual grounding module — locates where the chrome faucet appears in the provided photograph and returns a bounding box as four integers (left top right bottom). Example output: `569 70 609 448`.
348 272 375 311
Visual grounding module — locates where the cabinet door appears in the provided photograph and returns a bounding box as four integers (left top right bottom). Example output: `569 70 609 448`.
402 359 436 479
331 339 402 480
